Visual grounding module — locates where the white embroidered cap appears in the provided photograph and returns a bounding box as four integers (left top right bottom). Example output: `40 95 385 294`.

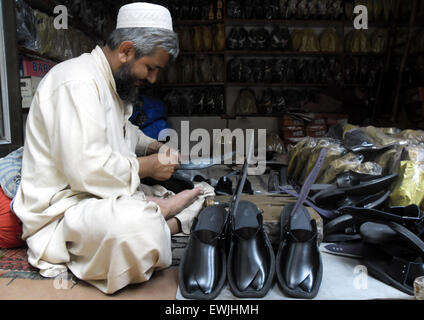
116 2 173 31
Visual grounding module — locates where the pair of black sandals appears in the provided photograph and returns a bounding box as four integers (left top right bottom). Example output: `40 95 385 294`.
179 149 327 300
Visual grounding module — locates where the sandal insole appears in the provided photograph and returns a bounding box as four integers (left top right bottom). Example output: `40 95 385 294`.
194 206 227 234
290 205 312 232
233 201 260 231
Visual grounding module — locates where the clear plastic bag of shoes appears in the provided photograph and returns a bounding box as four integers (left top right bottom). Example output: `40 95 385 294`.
370 29 389 53
287 137 318 181
234 88 257 115
266 132 286 154
299 29 321 52
319 152 365 184
389 160 424 209
319 28 341 53
300 138 346 183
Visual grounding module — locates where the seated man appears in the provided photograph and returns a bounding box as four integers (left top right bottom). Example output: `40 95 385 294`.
13 2 211 294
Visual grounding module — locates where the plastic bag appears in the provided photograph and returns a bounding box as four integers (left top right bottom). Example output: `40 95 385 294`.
375 145 403 175
319 28 341 52
299 29 320 52
389 160 424 208
345 30 370 53
396 129 424 145
290 137 318 181
287 137 313 178
266 133 286 154
301 138 346 183
353 161 383 176
193 26 203 52
213 24 225 52
370 29 389 53
234 88 257 115
202 25 213 52
319 152 364 184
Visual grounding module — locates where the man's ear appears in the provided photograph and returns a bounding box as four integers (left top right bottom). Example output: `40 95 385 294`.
118 41 136 63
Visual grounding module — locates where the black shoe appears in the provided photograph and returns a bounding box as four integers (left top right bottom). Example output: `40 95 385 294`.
276 203 323 299
244 0 255 19
263 60 274 83
227 201 276 298
227 28 240 50
255 28 270 50
270 26 290 50
179 204 230 300
253 0 265 19
227 0 242 18
258 88 274 114
252 59 265 82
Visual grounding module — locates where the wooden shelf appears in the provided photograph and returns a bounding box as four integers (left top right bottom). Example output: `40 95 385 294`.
179 51 225 56
153 82 225 88
226 50 342 56
226 83 336 88
173 20 224 26
168 114 226 117
224 19 345 27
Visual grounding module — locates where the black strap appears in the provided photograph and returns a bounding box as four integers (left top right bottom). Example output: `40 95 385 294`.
280 148 328 218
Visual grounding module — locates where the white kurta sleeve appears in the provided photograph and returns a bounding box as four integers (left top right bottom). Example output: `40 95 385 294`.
133 124 157 156
47 80 141 199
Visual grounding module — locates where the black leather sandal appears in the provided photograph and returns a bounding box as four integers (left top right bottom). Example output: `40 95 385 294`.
179 204 230 300
359 220 424 295
276 148 327 299
227 201 276 298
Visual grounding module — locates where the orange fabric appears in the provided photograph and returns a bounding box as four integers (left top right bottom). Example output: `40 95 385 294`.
0 188 25 249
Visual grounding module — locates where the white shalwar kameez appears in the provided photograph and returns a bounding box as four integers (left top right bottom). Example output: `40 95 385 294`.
13 46 214 294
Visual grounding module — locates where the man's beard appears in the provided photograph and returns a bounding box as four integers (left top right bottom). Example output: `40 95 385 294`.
113 61 142 104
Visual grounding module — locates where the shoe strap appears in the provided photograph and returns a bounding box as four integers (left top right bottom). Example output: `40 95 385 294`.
286 148 327 218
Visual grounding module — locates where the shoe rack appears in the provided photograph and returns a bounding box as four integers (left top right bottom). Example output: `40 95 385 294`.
156 0 419 119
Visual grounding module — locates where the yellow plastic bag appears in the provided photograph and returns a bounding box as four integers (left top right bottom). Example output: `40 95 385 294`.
370 29 388 53
320 152 364 184
319 28 341 52
299 29 320 52
389 161 424 207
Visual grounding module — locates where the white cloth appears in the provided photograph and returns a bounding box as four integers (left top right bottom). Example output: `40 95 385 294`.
12 46 211 294
116 2 173 31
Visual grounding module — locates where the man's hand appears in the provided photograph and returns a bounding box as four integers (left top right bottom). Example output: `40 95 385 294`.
138 150 179 181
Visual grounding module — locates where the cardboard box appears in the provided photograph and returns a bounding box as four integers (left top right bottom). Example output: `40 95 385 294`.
280 115 305 126
22 58 56 77
283 128 305 139
306 124 328 137
22 96 33 109
20 76 42 97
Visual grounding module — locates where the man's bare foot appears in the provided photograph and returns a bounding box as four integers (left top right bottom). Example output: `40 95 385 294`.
147 187 204 219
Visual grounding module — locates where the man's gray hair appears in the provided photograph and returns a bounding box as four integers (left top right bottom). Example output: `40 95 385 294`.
106 27 179 61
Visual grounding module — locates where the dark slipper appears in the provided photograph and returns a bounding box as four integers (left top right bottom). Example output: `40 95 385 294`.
276 148 327 299
359 221 424 295
179 204 230 300
276 203 323 299
227 201 275 298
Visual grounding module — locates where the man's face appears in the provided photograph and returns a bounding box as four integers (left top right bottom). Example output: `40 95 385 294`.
113 47 170 104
